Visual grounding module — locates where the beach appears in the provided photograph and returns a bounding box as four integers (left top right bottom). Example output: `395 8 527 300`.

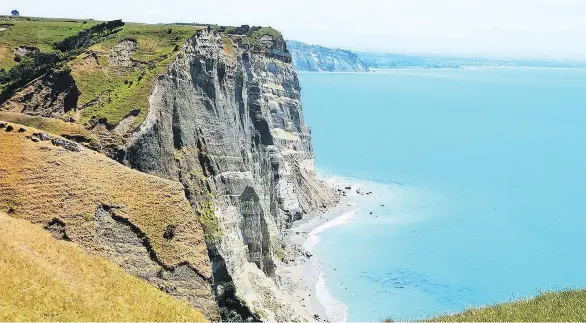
278 176 395 322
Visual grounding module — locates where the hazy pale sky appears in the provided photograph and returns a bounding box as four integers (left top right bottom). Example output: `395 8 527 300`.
2 0 585 60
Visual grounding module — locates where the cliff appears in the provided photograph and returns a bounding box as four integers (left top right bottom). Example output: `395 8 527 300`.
0 17 337 321
286 40 369 72
124 27 338 321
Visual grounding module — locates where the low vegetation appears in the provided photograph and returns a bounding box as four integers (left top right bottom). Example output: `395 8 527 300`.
1 16 202 130
0 16 100 70
217 25 283 52
0 18 119 102
54 19 124 53
384 289 586 322
0 123 211 273
432 289 586 322
197 200 222 246
0 111 98 145
73 23 202 128
0 211 207 322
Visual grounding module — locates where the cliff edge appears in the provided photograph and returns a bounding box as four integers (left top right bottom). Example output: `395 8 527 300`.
125 27 338 321
0 18 337 321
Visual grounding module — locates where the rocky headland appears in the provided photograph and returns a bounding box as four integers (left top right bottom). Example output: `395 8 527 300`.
286 40 369 72
0 17 338 322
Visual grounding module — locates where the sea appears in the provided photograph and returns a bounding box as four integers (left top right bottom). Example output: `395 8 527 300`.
297 67 586 321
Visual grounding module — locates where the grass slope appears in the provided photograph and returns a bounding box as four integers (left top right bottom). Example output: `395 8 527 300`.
1 16 201 130
0 111 98 145
0 121 211 276
71 23 203 128
384 290 586 322
0 16 100 70
427 289 586 322
0 211 207 322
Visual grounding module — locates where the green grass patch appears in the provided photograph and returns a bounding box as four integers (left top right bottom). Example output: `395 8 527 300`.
0 16 100 69
414 289 586 322
219 25 282 51
1 17 201 131
249 27 281 43
74 23 201 128
92 23 199 61
274 246 285 260
197 200 222 246
0 111 99 146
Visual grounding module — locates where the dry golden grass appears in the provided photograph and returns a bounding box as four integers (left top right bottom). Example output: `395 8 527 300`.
0 122 211 277
0 211 207 322
69 52 101 74
0 112 98 145
0 43 13 70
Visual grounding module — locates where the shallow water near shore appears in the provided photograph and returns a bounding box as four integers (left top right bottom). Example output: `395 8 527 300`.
299 68 586 321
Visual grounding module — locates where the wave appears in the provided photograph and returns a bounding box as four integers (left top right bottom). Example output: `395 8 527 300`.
302 174 405 322
316 270 349 322
310 209 360 235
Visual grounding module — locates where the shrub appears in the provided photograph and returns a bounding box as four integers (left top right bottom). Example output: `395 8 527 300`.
54 20 125 53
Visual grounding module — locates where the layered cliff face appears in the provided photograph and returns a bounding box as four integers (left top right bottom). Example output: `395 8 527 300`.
1 18 337 322
124 29 338 321
287 40 369 72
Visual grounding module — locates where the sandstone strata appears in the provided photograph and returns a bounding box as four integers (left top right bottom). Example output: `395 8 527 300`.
124 29 338 321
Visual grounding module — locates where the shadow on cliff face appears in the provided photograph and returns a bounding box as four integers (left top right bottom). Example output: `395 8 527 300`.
120 28 338 321
212 254 261 322
207 186 277 322
240 186 276 277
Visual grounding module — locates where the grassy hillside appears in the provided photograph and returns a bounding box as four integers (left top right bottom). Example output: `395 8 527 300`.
1 17 285 136
0 121 211 273
0 211 207 322
0 120 218 318
383 289 586 322
70 22 202 128
0 111 98 146
0 16 201 131
426 290 586 322
0 16 100 70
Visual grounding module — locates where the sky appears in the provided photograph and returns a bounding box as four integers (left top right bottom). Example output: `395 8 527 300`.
2 0 585 60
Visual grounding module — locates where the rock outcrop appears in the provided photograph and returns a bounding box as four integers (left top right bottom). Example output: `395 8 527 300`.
123 29 338 321
0 67 80 117
286 40 369 72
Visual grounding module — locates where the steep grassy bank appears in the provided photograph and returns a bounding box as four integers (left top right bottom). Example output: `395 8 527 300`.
0 121 218 319
383 289 586 322
1 16 334 321
0 211 207 322
428 290 586 322
0 16 201 131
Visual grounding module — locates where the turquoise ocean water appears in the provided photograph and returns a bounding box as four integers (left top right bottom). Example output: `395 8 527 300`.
298 68 586 321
